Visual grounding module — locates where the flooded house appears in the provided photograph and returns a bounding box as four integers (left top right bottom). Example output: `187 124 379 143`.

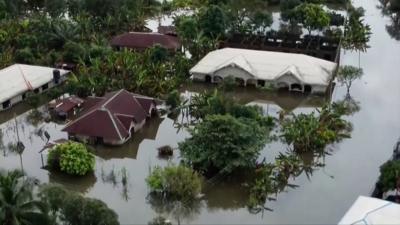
190 48 338 94
62 89 157 145
0 64 70 111
110 32 181 52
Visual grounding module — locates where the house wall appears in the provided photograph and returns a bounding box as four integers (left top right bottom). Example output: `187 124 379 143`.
214 66 253 82
132 119 146 132
0 76 68 111
311 85 327 94
275 73 302 87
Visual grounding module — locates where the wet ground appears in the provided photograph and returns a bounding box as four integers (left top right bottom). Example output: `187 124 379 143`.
1 0 400 224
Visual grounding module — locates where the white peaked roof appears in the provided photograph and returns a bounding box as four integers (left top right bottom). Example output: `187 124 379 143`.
0 64 69 103
338 196 400 225
190 48 337 86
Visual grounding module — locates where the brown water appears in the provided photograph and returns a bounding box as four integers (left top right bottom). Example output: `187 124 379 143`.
1 0 400 224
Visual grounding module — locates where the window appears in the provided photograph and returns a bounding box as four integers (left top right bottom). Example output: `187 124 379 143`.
42 83 49 91
2 100 11 109
257 80 266 87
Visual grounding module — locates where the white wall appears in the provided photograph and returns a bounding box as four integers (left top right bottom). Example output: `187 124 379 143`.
214 66 254 81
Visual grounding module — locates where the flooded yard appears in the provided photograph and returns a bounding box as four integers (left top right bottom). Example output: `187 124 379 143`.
1 0 400 224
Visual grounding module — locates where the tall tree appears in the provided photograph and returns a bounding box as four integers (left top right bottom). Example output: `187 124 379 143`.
295 3 331 35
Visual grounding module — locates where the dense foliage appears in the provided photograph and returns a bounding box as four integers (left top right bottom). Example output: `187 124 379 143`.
47 141 95 176
39 184 119 225
377 160 400 192
0 170 50 225
342 6 372 52
281 103 352 153
179 114 269 175
66 48 192 97
146 165 202 201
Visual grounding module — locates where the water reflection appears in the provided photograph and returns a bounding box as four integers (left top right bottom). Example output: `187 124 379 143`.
202 177 250 210
48 170 97 193
93 117 165 160
182 83 330 113
378 0 400 40
147 193 203 225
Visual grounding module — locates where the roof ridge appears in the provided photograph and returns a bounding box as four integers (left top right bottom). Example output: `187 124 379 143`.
106 109 124 140
62 107 99 131
102 89 125 108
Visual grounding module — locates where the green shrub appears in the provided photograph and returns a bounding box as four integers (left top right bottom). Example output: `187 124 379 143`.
378 160 400 192
47 142 95 176
146 165 202 201
166 90 181 109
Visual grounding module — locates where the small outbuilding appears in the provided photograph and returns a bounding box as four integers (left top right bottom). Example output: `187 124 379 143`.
110 32 181 52
190 48 337 94
62 90 157 145
0 64 69 111
48 95 84 118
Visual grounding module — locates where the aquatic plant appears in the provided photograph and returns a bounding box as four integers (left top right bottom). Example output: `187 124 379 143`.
146 165 202 201
47 141 95 176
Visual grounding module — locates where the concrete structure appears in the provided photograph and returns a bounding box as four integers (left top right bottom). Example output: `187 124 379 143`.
190 48 337 94
0 64 69 111
63 90 157 146
338 196 400 225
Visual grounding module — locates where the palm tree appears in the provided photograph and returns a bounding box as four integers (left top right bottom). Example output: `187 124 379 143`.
0 170 50 225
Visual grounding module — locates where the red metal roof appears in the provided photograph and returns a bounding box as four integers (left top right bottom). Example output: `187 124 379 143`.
110 32 181 50
51 96 84 114
62 90 156 142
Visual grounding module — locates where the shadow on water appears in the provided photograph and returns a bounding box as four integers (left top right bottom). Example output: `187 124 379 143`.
93 117 165 160
182 83 330 113
48 170 97 194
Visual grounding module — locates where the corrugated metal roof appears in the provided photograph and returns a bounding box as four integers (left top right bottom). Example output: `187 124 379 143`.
0 64 69 103
190 48 337 86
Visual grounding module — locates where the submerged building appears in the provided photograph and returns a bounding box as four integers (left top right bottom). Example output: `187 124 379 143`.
62 89 157 145
190 48 338 94
0 64 70 111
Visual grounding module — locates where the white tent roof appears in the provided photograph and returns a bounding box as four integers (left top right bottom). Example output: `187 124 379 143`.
190 48 337 85
338 196 400 225
0 64 69 103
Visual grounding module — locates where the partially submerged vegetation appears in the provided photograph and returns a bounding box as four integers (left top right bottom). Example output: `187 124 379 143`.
146 164 202 201
0 0 375 223
47 141 95 176
0 170 119 225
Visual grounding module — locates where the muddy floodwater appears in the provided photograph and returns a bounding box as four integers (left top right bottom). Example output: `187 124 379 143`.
1 0 400 224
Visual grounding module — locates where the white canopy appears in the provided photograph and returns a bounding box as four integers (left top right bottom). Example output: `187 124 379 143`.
338 196 400 225
0 64 69 103
190 48 337 86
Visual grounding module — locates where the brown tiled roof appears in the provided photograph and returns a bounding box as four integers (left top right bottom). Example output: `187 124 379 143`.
62 90 155 141
157 26 177 36
110 32 181 50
